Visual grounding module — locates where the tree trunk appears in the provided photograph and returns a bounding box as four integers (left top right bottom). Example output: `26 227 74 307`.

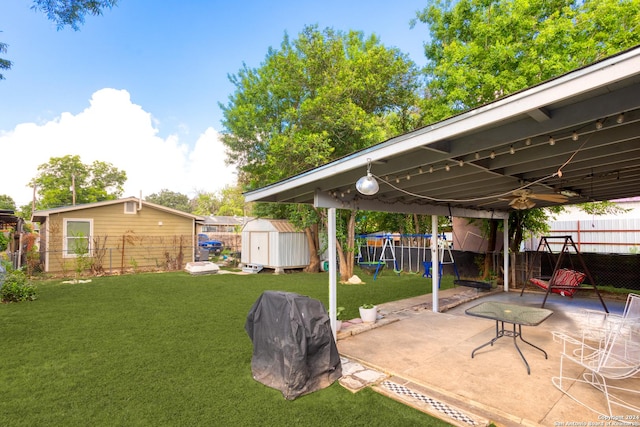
303 224 321 273
483 219 498 280
509 212 524 253
336 239 350 282
337 210 357 282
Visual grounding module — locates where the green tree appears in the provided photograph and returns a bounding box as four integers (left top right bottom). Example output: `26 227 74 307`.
413 0 640 263
191 192 220 216
217 184 245 217
30 155 126 209
413 0 640 122
579 201 630 216
145 190 192 213
190 184 246 217
221 25 423 279
0 39 11 80
31 0 118 30
18 204 33 221
0 195 16 211
1 1 118 80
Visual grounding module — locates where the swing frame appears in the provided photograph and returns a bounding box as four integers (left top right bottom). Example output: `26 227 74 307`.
521 235 608 312
356 233 436 280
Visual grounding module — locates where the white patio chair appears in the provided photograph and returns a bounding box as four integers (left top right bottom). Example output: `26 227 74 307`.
579 293 640 342
551 316 640 417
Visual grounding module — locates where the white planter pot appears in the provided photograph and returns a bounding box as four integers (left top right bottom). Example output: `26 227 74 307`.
359 306 378 323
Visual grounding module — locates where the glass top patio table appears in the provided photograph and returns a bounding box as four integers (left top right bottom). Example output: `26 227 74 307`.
465 301 554 374
465 301 553 326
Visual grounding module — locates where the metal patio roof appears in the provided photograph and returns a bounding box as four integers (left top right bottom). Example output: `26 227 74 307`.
245 46 640 219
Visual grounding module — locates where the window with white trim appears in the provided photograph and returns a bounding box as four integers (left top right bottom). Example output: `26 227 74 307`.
63 219 93 258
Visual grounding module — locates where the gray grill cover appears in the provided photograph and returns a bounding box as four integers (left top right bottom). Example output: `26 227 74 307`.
245 291 342 400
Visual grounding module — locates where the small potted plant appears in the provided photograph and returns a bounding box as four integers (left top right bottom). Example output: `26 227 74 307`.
332 306 346 331
359 303 377 323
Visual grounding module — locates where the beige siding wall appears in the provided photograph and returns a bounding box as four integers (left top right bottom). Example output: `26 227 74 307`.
43 203 196 274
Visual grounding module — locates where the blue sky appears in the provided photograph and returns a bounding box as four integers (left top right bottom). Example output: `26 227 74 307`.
1 1 429 207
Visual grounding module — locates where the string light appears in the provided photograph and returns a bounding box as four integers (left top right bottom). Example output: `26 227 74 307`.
418 167 423 174
490 151 496 159
429 165 434 173
549 136 555 146
617 113 624 124
596 120 603 130
458 160 464 167
509 145 515 154
475 152 480 159
406 174 411 180
525 138 531 146
445 164 450 171
572 131 579 141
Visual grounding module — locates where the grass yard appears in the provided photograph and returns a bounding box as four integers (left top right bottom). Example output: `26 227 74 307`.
0 269 453 426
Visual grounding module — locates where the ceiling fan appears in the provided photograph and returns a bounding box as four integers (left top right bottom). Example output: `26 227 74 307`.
500 189 568 210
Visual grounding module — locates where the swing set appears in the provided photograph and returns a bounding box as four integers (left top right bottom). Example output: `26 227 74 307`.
422 237 461 286
356 233 458 281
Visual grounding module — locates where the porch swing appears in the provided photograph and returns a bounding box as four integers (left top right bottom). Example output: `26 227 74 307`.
521 235 608 313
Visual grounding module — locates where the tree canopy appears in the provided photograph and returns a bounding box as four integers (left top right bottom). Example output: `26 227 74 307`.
414 0 640 121
30 155 126 209
220 25 423 190
145 190 192 213
1 0 118 79
31 0 118 31
220 25 424 277
0 39 10 80
0 195 16 211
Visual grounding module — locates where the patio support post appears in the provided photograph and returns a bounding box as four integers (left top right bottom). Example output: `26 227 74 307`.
328 207 338 337
431 215 439 312
503 217 509 291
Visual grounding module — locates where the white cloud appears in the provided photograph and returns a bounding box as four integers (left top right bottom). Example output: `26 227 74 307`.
0 88 237 208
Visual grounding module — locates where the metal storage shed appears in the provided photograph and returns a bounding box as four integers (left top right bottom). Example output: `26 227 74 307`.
241 219 310 273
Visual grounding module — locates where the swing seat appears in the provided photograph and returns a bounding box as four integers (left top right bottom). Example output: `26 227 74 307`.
422 261 443 278
529 268 586 297
358 261 384 274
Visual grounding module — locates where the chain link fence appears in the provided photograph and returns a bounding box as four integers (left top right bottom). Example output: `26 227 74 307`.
361 245 640 292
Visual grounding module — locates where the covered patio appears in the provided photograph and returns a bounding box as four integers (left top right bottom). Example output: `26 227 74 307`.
244 46 640 423
337 287 634 425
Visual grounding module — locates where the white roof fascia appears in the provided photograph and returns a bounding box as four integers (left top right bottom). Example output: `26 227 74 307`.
314 190 509 220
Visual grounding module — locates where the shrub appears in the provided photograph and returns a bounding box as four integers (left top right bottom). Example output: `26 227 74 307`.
1 268 37 303
0 232 8 251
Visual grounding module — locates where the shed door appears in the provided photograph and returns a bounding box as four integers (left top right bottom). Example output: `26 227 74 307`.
250 232 269 265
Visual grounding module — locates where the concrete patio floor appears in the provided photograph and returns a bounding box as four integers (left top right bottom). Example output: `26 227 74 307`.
336 286 638 426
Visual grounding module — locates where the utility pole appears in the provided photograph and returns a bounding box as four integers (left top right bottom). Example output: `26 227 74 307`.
72 173 76 206
31 185 36 221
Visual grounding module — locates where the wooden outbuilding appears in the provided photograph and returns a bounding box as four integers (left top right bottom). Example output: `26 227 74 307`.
241 219 309 273
32 197 202 274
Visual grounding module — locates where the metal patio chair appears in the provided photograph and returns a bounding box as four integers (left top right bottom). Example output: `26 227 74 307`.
579 293 640 343
551 310 640 417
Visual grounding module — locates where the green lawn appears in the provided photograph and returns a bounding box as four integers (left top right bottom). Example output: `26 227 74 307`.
0 269 453 426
